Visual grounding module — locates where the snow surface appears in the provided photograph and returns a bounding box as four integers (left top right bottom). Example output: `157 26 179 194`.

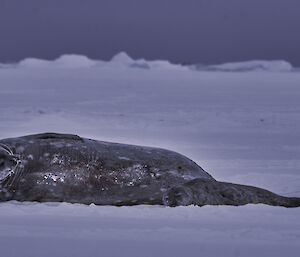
0 53 299 256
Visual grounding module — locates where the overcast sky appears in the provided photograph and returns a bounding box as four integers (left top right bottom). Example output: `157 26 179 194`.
1 0 300 65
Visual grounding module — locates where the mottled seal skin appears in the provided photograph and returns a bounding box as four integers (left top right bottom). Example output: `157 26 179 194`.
0 133 299 208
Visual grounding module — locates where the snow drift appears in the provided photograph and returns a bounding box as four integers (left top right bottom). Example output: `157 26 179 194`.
1 52 295 72
195 60 293 72
18 54 97 68
11 52 187 71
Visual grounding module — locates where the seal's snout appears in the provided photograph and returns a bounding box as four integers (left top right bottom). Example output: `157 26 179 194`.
163 186 193 207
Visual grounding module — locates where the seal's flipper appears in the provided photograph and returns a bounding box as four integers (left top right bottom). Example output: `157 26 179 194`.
215 182 300 208
183 179 300 208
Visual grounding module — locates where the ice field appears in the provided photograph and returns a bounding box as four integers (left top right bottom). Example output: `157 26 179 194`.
0 53 299 256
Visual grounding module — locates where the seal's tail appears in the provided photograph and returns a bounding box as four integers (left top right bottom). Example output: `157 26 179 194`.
215 181 300 208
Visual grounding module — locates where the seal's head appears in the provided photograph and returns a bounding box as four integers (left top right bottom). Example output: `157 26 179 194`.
0 144 18 182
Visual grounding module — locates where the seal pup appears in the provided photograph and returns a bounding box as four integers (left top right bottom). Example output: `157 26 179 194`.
0 133 299 207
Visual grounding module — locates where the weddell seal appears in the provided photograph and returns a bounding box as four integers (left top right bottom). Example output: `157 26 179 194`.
0 133 299 207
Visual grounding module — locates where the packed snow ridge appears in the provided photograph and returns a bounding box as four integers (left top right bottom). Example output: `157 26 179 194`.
0 52 295 72
193 60 293 72
14 52 187 71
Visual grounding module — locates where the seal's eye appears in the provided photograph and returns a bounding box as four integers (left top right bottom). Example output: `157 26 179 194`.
0 159 4 169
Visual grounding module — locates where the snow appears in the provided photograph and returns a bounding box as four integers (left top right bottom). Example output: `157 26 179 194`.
1 52 189 71
196 60 293 72
53 54 97 68
0 53 299 256
18 54 97 68
4 53 295 72
110 51 135 64
1 202 299 257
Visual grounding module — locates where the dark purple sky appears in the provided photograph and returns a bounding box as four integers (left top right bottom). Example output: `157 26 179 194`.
1 0 300 65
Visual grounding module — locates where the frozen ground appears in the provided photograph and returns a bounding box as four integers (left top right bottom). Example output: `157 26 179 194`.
0 53 299 256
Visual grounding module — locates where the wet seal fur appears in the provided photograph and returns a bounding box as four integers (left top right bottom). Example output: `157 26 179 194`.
0 133 299 207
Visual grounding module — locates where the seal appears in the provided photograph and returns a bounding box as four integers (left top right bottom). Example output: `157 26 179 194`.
0 133 299 207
